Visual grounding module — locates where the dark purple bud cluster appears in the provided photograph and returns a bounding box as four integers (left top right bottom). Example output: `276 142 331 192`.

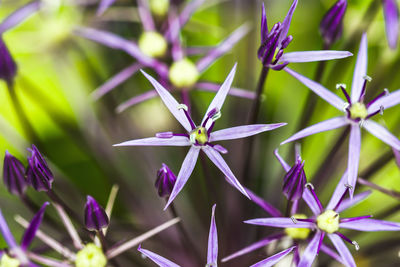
320 0 347 46
84 195 110 231
155 163 177 198
0 39 17 85
283 157 306 201
26 145 54 192
3 151 27 195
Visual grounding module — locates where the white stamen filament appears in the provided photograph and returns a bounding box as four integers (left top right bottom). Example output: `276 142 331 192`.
53 203 83 250
27 251 71 267
177 104 188 111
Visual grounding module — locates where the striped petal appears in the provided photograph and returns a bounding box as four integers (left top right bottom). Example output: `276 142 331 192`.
210 123 286 142
21 202 49 250
340 218 400 231
383 0 399 49
350 33 368 102
138 245 180 267
250 246 296 267
327 234 356 267
244 217 314 229
207 204 218 266
113 136 191 147
363 120 400 150
278 0 298 45
347 125 361 197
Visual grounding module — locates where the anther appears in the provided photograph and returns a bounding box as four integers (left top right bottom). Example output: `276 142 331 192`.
211 110 221 122
363 75 372 82
291 216 298 224
358 120 365 128
384 88 389 95
379 106 384 115
336 83 346 90
352 241 360 251
177 104 188 111
305 183 314 190
344 184 353 190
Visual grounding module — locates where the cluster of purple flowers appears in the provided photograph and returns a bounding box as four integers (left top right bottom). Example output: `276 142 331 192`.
1 0 400 266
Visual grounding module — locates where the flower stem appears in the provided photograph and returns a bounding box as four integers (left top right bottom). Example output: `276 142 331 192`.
357 177 400 200
46 189 81 224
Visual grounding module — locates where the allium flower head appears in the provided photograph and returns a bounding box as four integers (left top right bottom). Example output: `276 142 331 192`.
26 145 54 192
155 163 177 198
320 0 347 46
84 195 110 231
3 151 27 196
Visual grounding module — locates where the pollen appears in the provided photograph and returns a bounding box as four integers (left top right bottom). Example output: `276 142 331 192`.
317 210 340 234
284 214 311 240
349 102 368 120
0 254 20 267
75 243 107 267
190 127 208 145
169 58 199 88
138 31 168 58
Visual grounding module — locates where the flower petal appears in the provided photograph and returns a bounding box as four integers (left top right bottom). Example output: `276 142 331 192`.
141 70 193 132
281 117 348 145
363 120 400 150
347 125 361 197
320 244 345 265
202 64 237 124
202 146 249 199
284 67 345 110
97 0 116 16
336 191 371 213
244 217 314 228
245 187 282 217
0 1 41 35
197 24 250 72
383 0 399 49
207 204 218 265
221 233 284 263
302 187 322 216
113 136 191 147
138 245 180 267
327 234 356 267
210 123 286 142
260 3 268 43
195 82 256 99
165 147 200 210
279 50 352 63
298 231 324 267
394 147 400 168
367 89 400 113
274 149 291 172
0 209 18 248
250 246 296 267
351 33 368 102
278 0 298 45
21 202 49 250
116 90 159 113
340 218 400 231
137 0 155 31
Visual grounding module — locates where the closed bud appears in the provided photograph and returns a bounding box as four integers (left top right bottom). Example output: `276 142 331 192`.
3 151 27 196
26 145 54 192
84 195 109 231
155 164 176 198
320 0 347 46
0 39 17 85
283 157 306 201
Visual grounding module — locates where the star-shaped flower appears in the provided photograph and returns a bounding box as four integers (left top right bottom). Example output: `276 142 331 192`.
114 64 286 209
281 33 400 197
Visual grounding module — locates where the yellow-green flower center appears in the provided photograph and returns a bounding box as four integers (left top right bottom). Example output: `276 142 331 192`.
349 102 368 120
284 214 311 240
169 58 199 88
317 210 340 234
138 31 168 58
150 0 169 17
190 127 208 145
75 243 107 267
0 254 20 267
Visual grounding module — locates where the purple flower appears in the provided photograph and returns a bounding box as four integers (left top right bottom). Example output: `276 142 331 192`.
3 151 28 196
84 196 110 231
245 173 400 267
26 145 54 192
155 163 177 198
258 0 352 70
382 0 399 49
0 202 48 266
320 0 347 46
114 65 286 209
282 33 400 197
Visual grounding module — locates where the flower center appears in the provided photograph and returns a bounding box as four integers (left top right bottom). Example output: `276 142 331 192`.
150 0 169 17
349 102 368 120
0 254 20 267
284 214 311 240
138 31 167 58
75 243 107 267
190 126 208 145
169 58 199 88
317 210 340 234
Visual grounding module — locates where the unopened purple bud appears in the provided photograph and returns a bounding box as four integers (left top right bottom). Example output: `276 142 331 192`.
320 0 347 46
84 195 109 231
283 158 306 201
155 164 176 198
26 145 54 192
3 151 27 195
0 39 17 85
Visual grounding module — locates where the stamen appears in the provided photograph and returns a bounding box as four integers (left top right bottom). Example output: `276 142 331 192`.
358 120 365 127
365 108 382 120
363 75 372 82
333 184 352 211
291 216 298 224
340 215 373 223
337 84 351 104
305 183 314 190
366 88 389 108
177 104 196 130
352 241 360 251
305 183 323 212
379 106 384 115
177 104 188 111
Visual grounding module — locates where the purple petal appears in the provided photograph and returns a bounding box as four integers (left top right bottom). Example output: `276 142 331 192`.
3 151 28 196
350 33 368 102
327 234 356 267
340 218 400 231
138 245 180 267
0 209 18 248
260 3 268 43
302 187 322 216
137 0 155 31
367 89 400 113
116 90 159 113
113 136 191 147
202 146 249 199
21 202 49 250
363 119 400 150
394 148 400 168
195 82 256 99
279 50 352 63
210 124 286 142
245 187 282 217
91 63 141 100
244 217 314 229
221 233 284 263
298 231 324 267
347 125 361 196
97 0 116 16
84 196 109 231
278 0 298 45
165 147 200 210
141 70 193 132
0 1 41 35
383 0 399 49
320 244 345 265
207 204 218 265
202 64 237 124
250 246 295 267
336 191 371 213
281 117 348 145
274 149 291 172
284 67 346 110
326 172 348 210
196 24 250 72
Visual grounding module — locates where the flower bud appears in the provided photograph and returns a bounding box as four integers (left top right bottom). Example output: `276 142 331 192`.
84 196 109 231
283 158 306 201
3 151 28 196
26 145 54 192
320 0 347 46
0 39 17 85
155 164 176 198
